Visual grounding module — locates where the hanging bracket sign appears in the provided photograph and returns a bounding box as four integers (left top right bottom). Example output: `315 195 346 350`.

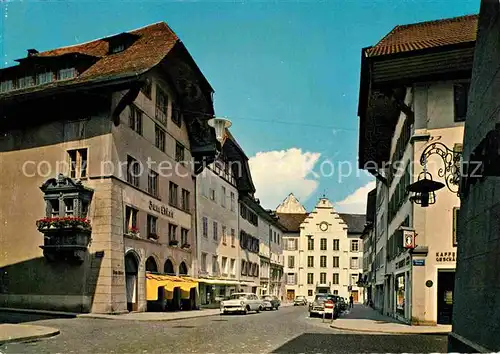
400 227 416 249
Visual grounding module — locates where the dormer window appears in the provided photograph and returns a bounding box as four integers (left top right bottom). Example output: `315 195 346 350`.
59 68 77 80
110 43 125 54
37 72 54 85
0 80 13 93
104 32 140 55
18 76 34 89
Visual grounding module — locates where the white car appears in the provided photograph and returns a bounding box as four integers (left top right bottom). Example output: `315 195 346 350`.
220 293 263 315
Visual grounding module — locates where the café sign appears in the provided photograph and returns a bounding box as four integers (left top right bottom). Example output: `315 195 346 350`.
149 201 174 218
436 251 456 262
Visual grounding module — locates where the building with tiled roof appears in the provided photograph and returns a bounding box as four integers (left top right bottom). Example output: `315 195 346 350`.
0 22 220 314
356 14 473 325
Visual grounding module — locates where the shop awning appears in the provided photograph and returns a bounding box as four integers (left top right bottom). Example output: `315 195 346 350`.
239 282 258 287
197 278 241 286
146 273 198 301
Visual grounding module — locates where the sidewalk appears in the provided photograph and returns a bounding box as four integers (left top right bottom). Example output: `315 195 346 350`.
80 301 293 321
0 324 60 345
330 304 452 334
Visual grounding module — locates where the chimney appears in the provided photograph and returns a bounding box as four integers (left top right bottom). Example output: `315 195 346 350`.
27 49 39 57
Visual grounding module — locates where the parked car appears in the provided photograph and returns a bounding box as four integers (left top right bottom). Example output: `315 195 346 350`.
220 293 263 315
262 295 280 310
308 294 340 318
293 295 307 306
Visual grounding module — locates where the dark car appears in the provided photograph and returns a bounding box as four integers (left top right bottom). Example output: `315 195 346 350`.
309 294 341 318
262 295 280 310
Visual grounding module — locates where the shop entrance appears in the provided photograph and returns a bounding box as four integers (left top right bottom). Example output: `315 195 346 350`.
286 289 295 301
125 252 139 312
437 270 455 325
351 290 359 303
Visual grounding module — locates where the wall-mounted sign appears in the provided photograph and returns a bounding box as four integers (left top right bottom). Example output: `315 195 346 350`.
413 259 425 266
403 229 416 249
149 201 174 218
436 252 456 262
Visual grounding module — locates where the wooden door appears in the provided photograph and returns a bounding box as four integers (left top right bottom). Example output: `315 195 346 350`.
351 290 359 303
287 289 295 301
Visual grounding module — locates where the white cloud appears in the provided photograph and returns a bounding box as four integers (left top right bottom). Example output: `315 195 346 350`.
248 148 321 210
334 181 376 214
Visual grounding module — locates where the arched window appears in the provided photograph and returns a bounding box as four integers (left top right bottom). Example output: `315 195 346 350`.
164 259 175 275
145 256 158 273
179 261 188 275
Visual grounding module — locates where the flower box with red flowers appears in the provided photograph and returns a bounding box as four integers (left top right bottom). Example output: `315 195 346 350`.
126 227 140 237
36 216 92 231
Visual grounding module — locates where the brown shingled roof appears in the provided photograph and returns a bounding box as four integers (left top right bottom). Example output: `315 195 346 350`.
0 22 187 99
276 213 308 233
367 14 478 57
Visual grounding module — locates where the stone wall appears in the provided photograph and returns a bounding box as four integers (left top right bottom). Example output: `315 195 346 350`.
449 0 500 351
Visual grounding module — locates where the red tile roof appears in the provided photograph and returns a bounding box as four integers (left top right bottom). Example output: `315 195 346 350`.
1 22 185 98
41 21 178 80
367 14 478 57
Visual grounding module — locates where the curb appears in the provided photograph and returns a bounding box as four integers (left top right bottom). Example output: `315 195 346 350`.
330 323 450 335
77 312 221 322
0 328 60 345
0 307 78 318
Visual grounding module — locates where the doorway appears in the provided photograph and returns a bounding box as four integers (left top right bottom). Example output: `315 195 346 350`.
287 289 295 301
437 270 455 325
351 290 359 303
125 252 139 312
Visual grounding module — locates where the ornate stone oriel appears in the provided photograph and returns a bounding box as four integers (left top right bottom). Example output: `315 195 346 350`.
37 174 94 264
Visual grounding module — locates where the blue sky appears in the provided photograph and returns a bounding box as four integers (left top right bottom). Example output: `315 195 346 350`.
0 0 479 212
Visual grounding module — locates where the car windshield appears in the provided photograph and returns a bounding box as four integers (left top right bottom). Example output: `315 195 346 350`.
296 296 305 299
229 294 247 300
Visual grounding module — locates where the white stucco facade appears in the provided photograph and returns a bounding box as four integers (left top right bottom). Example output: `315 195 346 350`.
194 160 240 304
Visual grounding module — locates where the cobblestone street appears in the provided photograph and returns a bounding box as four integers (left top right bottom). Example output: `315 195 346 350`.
0 306 448 353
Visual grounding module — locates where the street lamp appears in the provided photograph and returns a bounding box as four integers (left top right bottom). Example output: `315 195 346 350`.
208 117 232 147
407 142 462 207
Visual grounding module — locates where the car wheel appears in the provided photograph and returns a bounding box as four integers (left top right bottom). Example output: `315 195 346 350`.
275 305 279 310
257 306 262 313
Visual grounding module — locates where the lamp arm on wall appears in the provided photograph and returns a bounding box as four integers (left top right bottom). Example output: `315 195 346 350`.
419 142 462 195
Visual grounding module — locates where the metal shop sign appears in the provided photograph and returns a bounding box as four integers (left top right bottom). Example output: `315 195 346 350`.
436 252 456 262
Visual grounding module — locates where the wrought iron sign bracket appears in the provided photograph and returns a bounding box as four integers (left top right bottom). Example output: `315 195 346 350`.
419 141 462 196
